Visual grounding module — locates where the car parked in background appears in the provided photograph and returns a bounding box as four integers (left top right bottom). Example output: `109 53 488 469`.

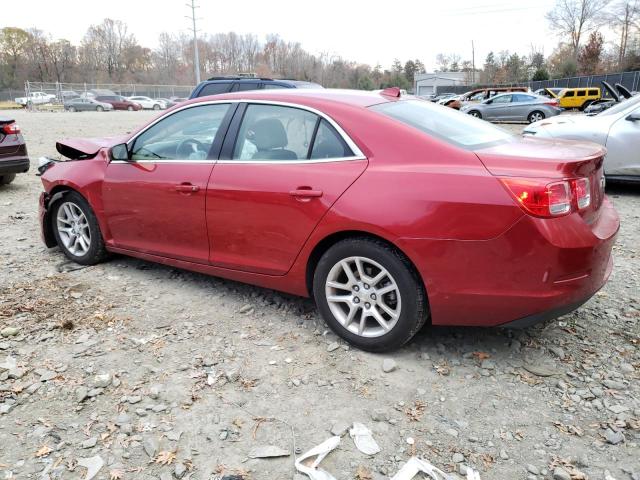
443 86 529 109
189 77 322 99
95 95 143 111
127 96 165 110
584 82 634 115
524 93 640 183
461 92 561 123
0 117 29 185
14 91 56 107
64 98 114 112
556 87 601 110
156 98 178 108
37 88 618 352
60 90 80 102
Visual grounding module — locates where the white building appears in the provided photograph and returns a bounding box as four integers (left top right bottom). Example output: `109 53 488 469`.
414 72 469 96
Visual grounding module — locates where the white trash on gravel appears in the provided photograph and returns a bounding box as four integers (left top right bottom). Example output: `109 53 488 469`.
295 436 341 480
349 422 381 455
390 457 481 480
77 455 104 480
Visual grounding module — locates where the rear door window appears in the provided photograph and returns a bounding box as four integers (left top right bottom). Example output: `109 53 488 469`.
588 89 599 96
231 83 261 92
199 83 232 96
577 90 586 96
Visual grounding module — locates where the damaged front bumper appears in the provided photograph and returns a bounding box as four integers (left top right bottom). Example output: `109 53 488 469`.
39 191 57 248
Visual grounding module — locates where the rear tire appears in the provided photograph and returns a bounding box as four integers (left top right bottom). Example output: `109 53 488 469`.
469 110 482 119
51 191 108 265
313 237 428 352
528 110 545 123
0 174 16 185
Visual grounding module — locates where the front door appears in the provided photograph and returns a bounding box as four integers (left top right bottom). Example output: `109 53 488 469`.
102 102 232 263
207 103 368 275
484 94 512 120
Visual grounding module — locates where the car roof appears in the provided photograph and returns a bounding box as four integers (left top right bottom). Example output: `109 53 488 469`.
181 88 397 109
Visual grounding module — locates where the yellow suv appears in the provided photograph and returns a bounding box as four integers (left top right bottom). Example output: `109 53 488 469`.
557 87 601 110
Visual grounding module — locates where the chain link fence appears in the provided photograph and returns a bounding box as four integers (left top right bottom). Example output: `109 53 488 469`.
0 81 195 107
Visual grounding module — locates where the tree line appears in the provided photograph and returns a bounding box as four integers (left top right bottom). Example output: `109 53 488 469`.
0 20 424 91
2 1 639 92
438 0 640 84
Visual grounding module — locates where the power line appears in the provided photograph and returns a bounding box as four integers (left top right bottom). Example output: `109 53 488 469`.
186 0 201 84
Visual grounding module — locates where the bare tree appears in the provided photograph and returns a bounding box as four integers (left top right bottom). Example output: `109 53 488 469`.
608 0 640 65
546 0 611 57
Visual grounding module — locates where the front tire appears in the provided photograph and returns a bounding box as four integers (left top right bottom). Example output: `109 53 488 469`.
0 174 16 185
528 110 545 123
153 104 160 110
468 110 482 119
96 105 104 112
127 106 133 111
313 238 428 352
51 191 107 265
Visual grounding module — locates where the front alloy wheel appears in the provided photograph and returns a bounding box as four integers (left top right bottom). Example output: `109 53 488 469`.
56 202 91 256
51 191 107 265
313 238 428 352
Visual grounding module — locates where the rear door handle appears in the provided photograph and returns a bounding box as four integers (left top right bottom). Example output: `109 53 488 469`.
289 188 323 198
175 183 200 193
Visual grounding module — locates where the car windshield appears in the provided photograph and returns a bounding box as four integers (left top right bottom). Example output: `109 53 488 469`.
370 99 514 149
598 94 640 116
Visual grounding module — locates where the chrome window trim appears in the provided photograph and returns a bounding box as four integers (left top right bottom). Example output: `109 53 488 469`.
124 98 366 164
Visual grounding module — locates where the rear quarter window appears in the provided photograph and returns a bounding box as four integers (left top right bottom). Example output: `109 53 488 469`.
589 89 599 96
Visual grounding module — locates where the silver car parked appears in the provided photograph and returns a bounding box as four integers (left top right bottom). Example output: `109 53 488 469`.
524 94 640 183
64 98 114 112
460 93 562 123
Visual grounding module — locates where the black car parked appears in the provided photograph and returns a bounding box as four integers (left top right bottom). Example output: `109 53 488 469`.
189 77 322 99
0 117 29 186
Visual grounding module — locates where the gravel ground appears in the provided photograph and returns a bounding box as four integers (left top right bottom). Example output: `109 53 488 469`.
0 110 638 480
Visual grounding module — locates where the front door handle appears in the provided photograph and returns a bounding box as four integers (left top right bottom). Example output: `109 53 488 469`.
175 183 200 193
289 188 323 198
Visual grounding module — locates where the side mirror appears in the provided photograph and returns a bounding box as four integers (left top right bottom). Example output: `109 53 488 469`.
625 112 640 122
110 143 130 161
485 99 493 105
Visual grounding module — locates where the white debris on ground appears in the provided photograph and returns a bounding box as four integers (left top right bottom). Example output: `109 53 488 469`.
0 110 639 479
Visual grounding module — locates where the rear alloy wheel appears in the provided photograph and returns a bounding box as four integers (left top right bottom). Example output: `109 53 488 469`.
52 192 107 265
469 110 482 119
96 105 104 112
0 174 16 185
313 238 428 352
528 110 545 123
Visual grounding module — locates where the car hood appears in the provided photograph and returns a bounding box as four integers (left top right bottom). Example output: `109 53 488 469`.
474 136 605 178
56 136 128 159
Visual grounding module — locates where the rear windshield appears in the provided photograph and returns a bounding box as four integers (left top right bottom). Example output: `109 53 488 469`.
370 99 513 149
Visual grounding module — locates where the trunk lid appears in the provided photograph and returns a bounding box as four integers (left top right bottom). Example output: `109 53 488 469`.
56 135 127 159
475 137 606 222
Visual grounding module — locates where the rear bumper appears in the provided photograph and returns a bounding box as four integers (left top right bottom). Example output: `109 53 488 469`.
399 197 619 327
0 156 30 175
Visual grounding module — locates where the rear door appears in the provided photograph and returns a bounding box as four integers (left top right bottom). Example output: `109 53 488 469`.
102 102 234 263
206 102 368 275
510 94 536 121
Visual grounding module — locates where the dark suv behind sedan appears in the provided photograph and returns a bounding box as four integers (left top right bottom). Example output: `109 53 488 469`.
0 117 29 185
189 77 322 99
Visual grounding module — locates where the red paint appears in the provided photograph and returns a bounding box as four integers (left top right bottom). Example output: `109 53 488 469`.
39 90 619 327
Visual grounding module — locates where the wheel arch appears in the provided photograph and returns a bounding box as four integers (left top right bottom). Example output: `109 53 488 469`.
42 185 85 247
304 229 429 313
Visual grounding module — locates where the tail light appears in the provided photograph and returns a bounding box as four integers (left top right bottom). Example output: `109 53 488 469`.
1 122 20 135
499 177 591 218
544 100 559 107
572 177 591 209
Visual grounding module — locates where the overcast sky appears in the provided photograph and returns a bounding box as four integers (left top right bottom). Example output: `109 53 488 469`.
5 0 560 70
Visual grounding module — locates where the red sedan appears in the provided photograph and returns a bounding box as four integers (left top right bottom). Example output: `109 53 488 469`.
37 88 619 351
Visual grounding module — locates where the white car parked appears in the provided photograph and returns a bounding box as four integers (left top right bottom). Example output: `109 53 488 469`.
523 95 640 183
14 91 56 107
126 96 165 110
